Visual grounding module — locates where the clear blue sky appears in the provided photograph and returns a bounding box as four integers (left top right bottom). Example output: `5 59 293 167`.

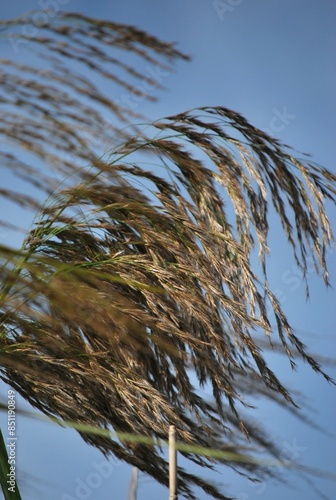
0 1 335 499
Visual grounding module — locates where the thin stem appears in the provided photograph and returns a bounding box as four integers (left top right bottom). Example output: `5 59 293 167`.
169 425 177 500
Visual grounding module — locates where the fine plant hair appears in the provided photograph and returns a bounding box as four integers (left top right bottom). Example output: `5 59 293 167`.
0 12 336 500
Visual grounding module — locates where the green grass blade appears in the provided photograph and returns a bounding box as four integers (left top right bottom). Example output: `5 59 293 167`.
0 427 22 500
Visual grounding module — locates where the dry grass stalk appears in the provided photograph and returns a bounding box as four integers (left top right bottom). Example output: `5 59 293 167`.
0 12 335 500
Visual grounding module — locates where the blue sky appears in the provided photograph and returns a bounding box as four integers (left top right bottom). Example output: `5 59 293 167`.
0 1 335 499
